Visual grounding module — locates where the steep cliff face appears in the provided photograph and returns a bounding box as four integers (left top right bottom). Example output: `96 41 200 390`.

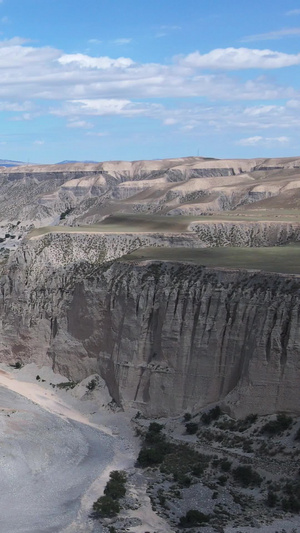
1 234 300 418
65 262 300 417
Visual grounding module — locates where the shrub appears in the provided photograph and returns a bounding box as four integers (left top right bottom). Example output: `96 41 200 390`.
220 459 232 472
59 207 73 220
295 428 300 441
92 470 126 519
266 491 278 507
36 375 40 381
137 442 170 467
148 422 163 433
179 509 209 527
232 465 262 487
261 414 293 436
109 470 127 483
201 406 221 425
56 381 77 390
184 412 191 422
93 495 120 517
104 479 126 499
160 444 210 479
185 422 198 435
145 423 165 444
86 378 97 391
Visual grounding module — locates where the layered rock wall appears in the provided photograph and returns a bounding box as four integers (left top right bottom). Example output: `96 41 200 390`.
0 234 300 417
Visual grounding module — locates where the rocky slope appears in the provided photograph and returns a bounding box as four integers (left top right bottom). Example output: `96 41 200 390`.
1 232 300 418
0 156 299 235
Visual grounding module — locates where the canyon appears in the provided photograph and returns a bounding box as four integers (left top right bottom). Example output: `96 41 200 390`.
0 156 299 532
0 156 299 418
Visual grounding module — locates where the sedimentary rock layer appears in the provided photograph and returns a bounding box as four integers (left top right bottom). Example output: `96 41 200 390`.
1 233 299 417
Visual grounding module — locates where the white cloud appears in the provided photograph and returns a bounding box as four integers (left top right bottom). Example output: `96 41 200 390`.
163 118 178 125
155 25 181 38
0 101 32 111
58 53 134 69
286 9 300 15
236 136 289 146
242 27 300 42
34 140 44 145
86 131 109 137
0 37 297 137
11 113 35 121
179 47 300 69
55 98 162 118
67 120 93 129
111 38 132 45
88 39 102 44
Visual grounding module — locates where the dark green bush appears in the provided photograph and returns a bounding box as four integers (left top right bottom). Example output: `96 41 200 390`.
261 414 293 436
185 422 198 434
201 406 221 425
56 381 77 390
295 428 300 441
86 378 97 391
179 509 209 527
160 444 210 479
104 479 126 499
148 422 163 433
184 412 192 422
220 459 232 472
92 470 127 519
266 491 278 507
137 442 170 467
232 465 262 487
109 470 127 483
60 207 73 220
93 495 120 517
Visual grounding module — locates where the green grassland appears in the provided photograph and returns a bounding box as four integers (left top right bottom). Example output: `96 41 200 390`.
122 244 300 274
28 211 300 240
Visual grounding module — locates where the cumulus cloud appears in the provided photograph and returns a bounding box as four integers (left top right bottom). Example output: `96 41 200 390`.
179 47 300 69
236 136 289 146
54 98 163 118
0 36 297 140
58 53 134 69
242 28 300 42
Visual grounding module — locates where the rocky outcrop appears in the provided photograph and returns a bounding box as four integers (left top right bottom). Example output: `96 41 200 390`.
189 221 300 247
0 233 300 418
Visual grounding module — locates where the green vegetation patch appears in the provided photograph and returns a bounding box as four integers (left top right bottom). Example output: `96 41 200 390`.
261 414 293 436
93 470 127 518
122 244 300 274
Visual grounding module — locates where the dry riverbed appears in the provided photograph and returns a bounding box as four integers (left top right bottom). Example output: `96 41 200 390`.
0 363 170 533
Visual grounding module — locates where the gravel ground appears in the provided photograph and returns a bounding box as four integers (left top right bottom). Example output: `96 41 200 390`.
0 384 114 532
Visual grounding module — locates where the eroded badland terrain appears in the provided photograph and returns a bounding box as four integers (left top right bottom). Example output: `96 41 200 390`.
0 156 300 532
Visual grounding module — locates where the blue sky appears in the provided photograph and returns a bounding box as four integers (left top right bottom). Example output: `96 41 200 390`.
0 0 299 163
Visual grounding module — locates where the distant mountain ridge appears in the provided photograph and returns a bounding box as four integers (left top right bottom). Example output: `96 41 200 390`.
57 160 99 164
0 159 27 167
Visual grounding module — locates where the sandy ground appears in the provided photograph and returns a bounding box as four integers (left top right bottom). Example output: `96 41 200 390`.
0 363 172 533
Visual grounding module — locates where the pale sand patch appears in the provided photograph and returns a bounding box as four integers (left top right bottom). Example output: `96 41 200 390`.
0 364 172 533
0 369 113 436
